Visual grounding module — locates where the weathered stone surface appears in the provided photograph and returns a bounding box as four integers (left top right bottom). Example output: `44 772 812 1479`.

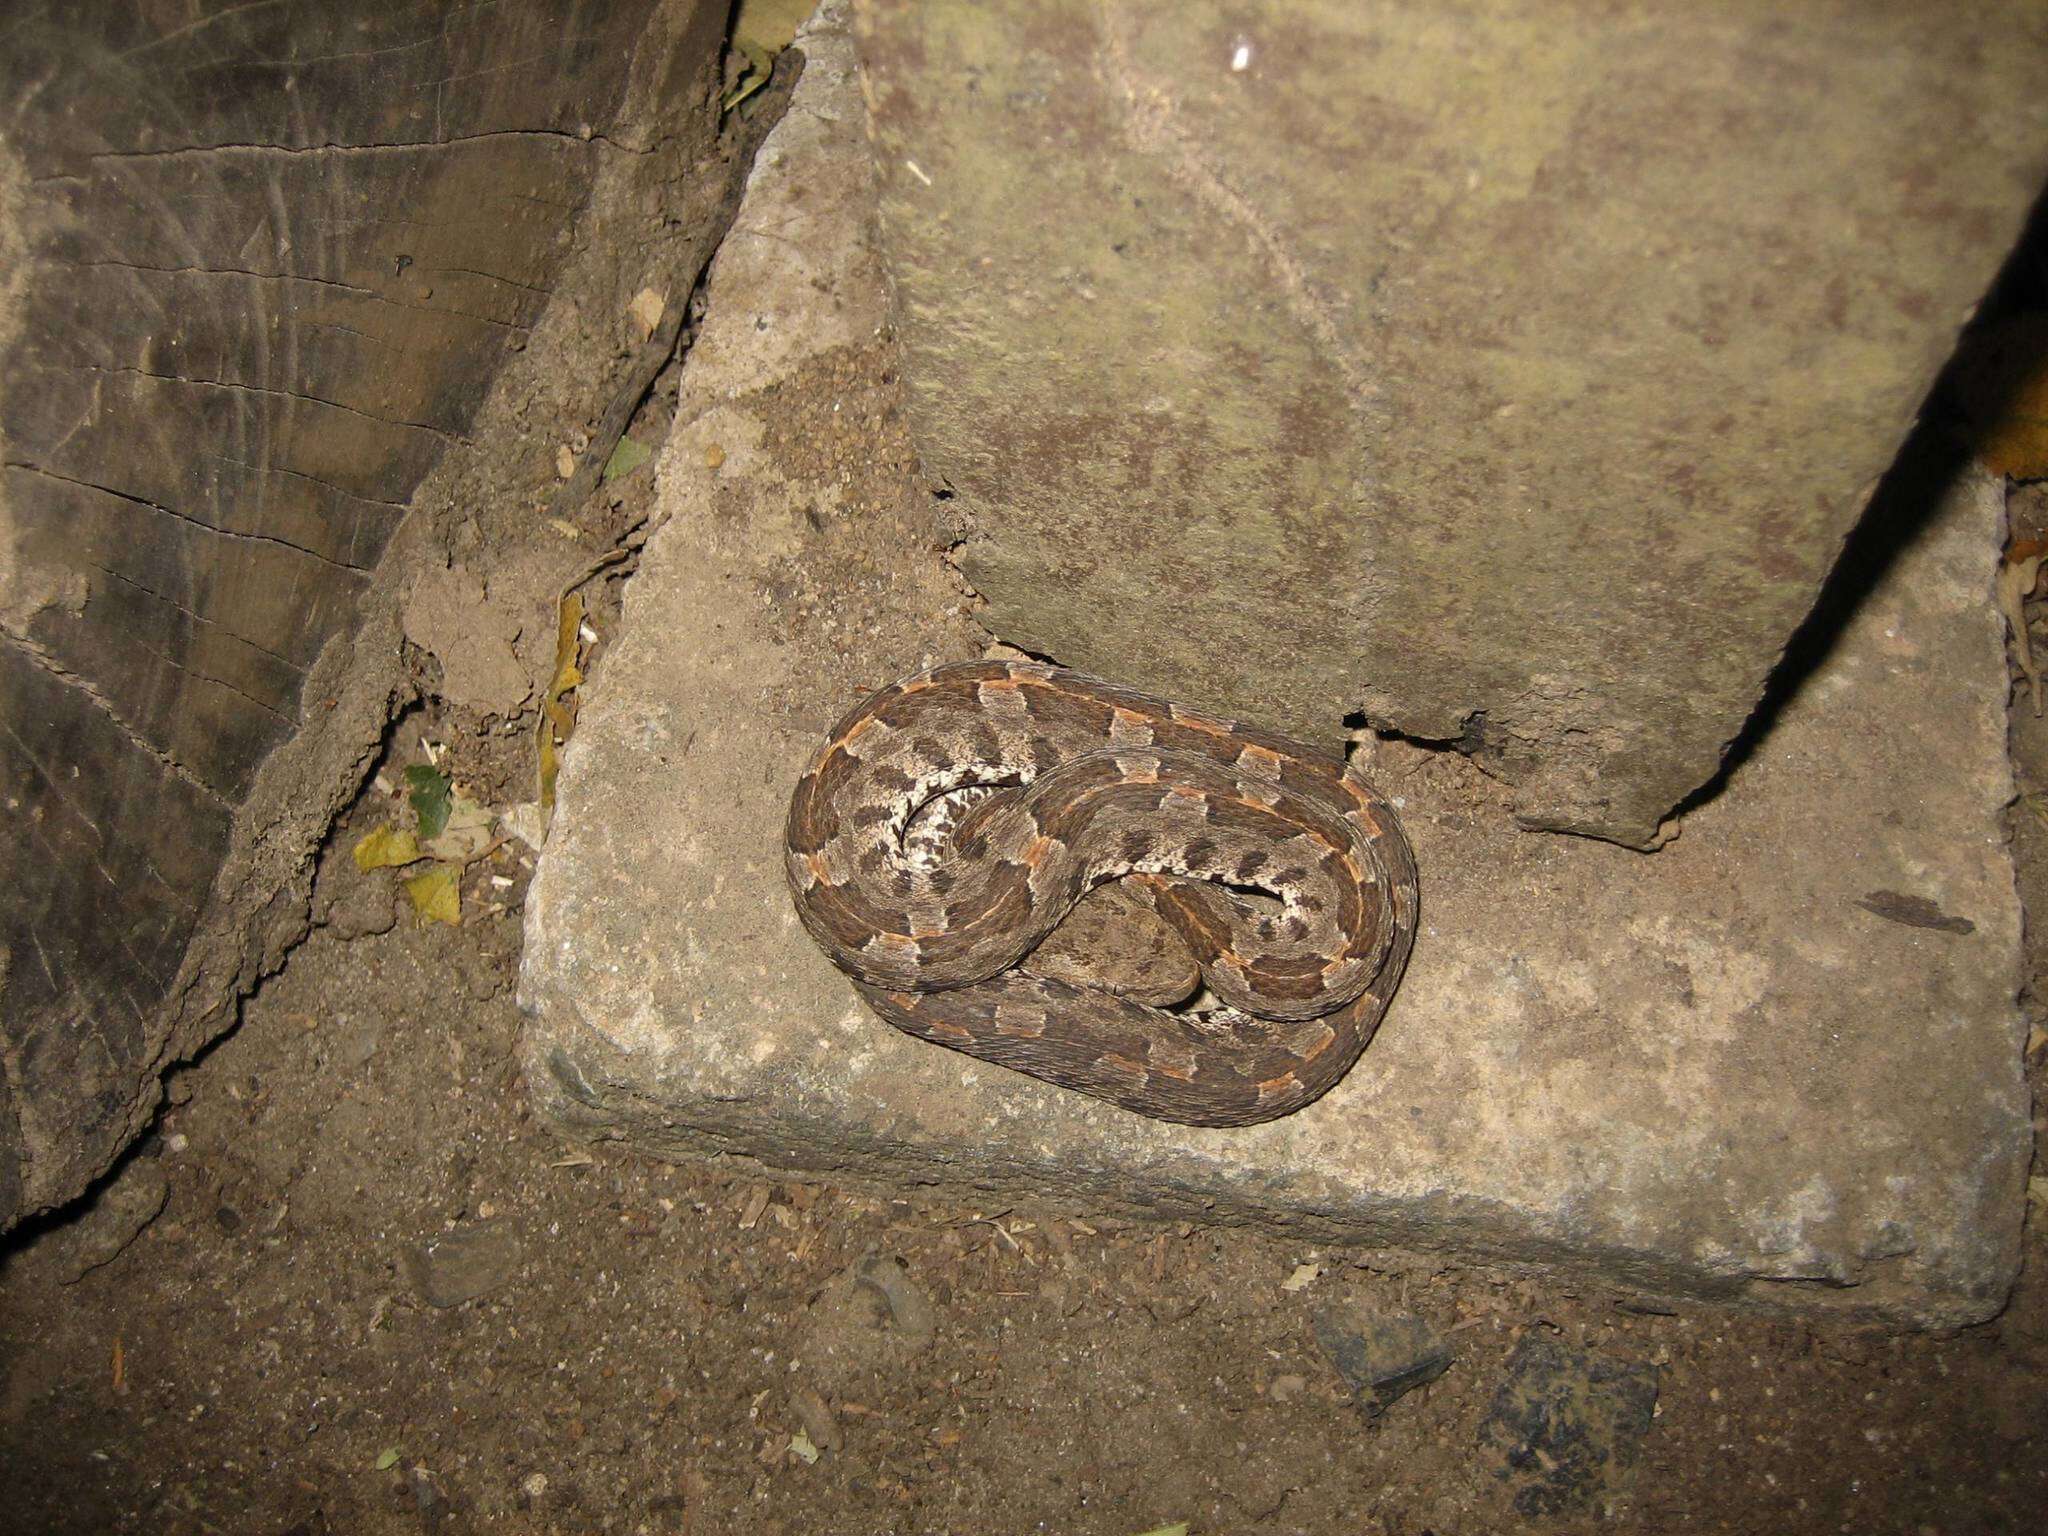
0 0 690 1231
519 11 2029 1328
855 0 2048 847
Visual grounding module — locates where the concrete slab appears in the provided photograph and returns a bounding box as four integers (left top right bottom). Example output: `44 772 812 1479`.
517 4 2030 1328
853 0 2048 848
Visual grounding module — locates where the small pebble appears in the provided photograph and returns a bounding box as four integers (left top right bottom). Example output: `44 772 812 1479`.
1313 1303 1453 1418
791 1387 842 1453
403 1220 523 1307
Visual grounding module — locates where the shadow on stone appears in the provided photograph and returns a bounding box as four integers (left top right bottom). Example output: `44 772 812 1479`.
1676 181 2048 828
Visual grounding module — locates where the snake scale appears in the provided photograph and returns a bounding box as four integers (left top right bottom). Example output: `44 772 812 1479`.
785 660 1419 1127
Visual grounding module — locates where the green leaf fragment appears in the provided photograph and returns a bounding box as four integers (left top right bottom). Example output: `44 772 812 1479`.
374 1448 401 1471
405 764 453 839
602 436 652 481
788 1429 820 1465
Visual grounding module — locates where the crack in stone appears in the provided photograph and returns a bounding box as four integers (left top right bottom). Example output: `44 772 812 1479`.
32 128 643 180
84 558 309 676
416 263 552 298
120 623 297 726
72 362 472 446
191 449 405 569
5 459 376 575
52 259 532 331
63 257 375 297
0 626 226 823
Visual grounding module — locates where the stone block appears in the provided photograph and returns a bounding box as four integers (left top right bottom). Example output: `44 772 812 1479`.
855 0 2048 846
518 4 2029 1328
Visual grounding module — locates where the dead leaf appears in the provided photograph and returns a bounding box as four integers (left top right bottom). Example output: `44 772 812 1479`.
538 593 586 812
501 801 549 851
790 1386 842 1453
724 0 809 110
738 1185 772 1230
423 795 495 864
628 287 665 341
353 825 423 872
404 865 462 926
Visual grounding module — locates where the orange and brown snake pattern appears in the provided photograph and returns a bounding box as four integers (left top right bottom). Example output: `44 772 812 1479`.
785 660 1419 1126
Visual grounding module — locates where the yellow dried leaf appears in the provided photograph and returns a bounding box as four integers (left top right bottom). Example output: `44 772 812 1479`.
627 286 665 341
352 825 422 871
550 595 584 697
404 865 462 926
734 0 809 57
724 0 810 109
537 592 586 812
1281 1262 1323 1293
538 729 561 815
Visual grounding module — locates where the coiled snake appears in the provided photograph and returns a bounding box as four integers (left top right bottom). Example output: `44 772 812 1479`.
785 660 1419 1126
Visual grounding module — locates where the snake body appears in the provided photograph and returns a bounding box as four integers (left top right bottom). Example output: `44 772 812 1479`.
785 660 1419 1126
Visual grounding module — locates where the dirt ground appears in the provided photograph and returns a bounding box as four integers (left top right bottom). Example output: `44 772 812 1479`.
4 46 2048 1536
1 353 2043 1536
